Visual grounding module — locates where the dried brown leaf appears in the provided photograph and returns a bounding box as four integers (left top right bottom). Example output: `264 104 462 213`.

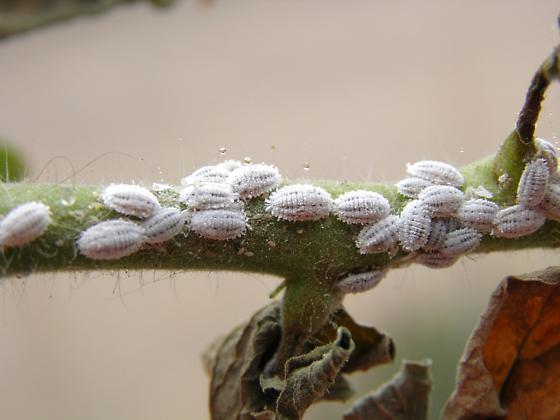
275 327 355 420
442 266 560 420
207 302 282 420
343 359 432 420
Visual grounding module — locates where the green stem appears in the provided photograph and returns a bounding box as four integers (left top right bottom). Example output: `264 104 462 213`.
1 151 559 280
0 0 173 39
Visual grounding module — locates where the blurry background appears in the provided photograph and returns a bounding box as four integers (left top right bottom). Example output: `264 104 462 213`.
0 1 559 419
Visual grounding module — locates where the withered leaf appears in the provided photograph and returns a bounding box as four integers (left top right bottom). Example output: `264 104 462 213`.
342 359 432 420
442 266 560 420
275 327 355 420
207 302 282 420
325 308 395 373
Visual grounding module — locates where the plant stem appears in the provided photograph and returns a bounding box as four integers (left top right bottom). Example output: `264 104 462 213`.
516 45 560 144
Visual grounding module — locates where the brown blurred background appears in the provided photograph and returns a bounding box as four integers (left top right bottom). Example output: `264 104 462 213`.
0 1 559 419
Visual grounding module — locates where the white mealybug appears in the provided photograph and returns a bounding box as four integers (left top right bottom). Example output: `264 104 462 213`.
181 165 230 187
492 205 546 238
179 182 239 210
228 163 281 200
406 160 465 187
265 184 333 222
423 219 450 251
102 184 160 218
356 215 401 255
142 207 186 244
441 227 481 257
540 183 560 221
190 209 248 240
516 158 549 208
0 201 51 248
336 270 386 294
535 138 558 176
77 219 145 260
418 185 464 217
395 177 433 198
398 200 431 252
334 190 390 225
217 160 244 172
416 251 458 269
457 198 499 233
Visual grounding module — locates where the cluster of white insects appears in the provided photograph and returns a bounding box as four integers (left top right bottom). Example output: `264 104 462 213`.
1 138 559 294
76 161 282 259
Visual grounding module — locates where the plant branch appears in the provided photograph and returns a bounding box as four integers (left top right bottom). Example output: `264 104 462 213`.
516 44 560 144
0 0 174 39
1 153 559 281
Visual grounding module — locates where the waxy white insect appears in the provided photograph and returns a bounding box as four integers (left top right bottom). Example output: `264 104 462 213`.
535 138 558 176
336 270 386 294
181 165 230 187
0 201 51 248
395 177 433 198
406 160 465 187
265 184 333 222
102 184 160 218
190 209 249 240
180 182 239 210
416 251 458 269
356 215 400 255
418 185 464 217
492 205 546 238
457 198 499 233
142 207 186 244
77 219 145 260
217 160 244 172
423 219 450 251
516 158 549 208
229 163 281 199
334 190 390 225
398 200 431 252
441 227 481 257
540 183 560 221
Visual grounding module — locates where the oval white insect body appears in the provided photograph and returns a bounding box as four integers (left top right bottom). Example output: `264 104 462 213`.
180 183 239 210
457 198 499 233
78 219 145 260
228 163 281 199
181 166 230 187
395 177 433 198
516 158 549 208
190 209 248 240
535 138 558 176
418 185 464 217
356 215 400 255
423 219 450 251
102 184 160 218
334 190 390 225
398 200 431 252
142 207 186 244
265 184 333 222
441 227 481 257
336 270 386 294
540 183 560 221
0 201 51 248
416 251 458 269
492 205 546 238
406 160 465 187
